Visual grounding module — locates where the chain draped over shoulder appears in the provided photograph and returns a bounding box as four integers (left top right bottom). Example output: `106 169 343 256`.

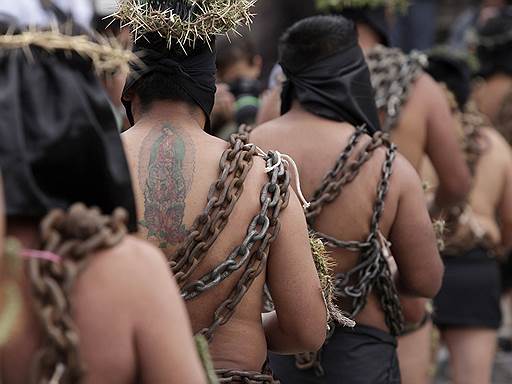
28 204 128 384
366 45 427 132
170 133 290 344
305 126 404 336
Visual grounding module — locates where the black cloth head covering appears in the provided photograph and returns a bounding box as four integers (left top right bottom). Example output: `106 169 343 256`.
426 52 472 110
280 28 380 134
477 7 512 78
0 23 138 232
122 35 217 132
339 6 390 47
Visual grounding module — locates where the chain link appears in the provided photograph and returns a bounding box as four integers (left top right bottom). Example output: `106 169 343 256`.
216 368 280 383
173 133 290 344
305 127 404 336
366 45 427 132
28 203 128 384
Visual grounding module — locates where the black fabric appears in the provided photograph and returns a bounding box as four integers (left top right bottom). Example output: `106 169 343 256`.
426 53 472 109
0 38 138 232
123 42 216 132
269 325 401 384
280 42 380 134
477 8 512 78
501 250 512 291
434 248 502 330
339 6 390 47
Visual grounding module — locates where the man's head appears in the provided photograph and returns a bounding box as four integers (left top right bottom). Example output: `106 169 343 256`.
278 15 381 133
0 23 138 231
426 51 472 111
279 15 356 72
124 35 209 125
338 6 390 47
477 7 512 78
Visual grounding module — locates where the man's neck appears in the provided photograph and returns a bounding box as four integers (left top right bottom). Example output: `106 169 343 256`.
356 23 381 52
6 218 41 249
133 101 206 132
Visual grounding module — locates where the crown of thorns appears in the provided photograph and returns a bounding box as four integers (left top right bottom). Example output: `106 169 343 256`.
316 0 409 12
112 0 257 51
0 25 137 74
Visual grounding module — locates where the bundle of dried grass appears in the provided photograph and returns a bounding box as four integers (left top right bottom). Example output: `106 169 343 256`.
0 26 137 74
113 0 257 51
310 235 356 328
316 0 409 12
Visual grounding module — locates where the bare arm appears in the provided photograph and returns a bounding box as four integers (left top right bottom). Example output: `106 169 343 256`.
498 147 512 252
133 244 208 384
389 156 444 298
264 191 327 354
423 75 471 208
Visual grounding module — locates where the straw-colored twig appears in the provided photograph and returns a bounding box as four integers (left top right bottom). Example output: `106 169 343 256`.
316 0 409 12
310 235 356 328
0 26 137 74
113 0 257 52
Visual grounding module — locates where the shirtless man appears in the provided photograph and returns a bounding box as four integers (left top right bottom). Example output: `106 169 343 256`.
0 8 207 383
331 4 472 382
118 1 327 381
473 8 512 145
249 15 443 383
425 52 512 384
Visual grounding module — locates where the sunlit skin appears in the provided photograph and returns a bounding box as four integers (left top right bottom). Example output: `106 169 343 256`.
122 97 327 373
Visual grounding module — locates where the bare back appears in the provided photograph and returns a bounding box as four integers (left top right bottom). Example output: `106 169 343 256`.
251 108 442 332
2 235 206 384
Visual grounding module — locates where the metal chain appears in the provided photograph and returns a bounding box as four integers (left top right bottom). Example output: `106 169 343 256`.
306 128 404 336
171 135 257 285
174 133 290 343
216 368 280 383
28 203 128 384
366 45 427 132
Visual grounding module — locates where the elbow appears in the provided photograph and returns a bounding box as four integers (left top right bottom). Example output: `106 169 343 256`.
400 264 444 299
287 313 327 352
439 172 472 206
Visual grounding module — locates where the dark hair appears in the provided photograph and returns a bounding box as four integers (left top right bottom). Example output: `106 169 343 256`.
132 34 201 110
426 52 471 109
216 35 258 73
477 8 512 78
279 15 357 71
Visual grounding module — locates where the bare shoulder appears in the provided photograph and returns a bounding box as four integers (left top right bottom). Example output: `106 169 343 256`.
412 73 443 102
392 152 424 192
250 118 284 150
74 236 171 300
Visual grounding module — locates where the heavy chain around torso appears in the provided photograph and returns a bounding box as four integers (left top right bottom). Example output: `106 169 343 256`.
28 204 128 384
306 126 404 336
366 45 427 132
171 133 290 343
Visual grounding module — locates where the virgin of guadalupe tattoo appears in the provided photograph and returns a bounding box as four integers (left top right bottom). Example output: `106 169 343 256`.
138 123 195 249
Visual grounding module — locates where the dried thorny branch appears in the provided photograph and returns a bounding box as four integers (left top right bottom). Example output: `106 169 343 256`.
113 0 257 52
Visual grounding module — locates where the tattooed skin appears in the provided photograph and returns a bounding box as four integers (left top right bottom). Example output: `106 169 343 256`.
139 123 195 249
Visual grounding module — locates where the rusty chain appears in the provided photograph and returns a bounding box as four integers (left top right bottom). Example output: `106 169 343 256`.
28 203 127 384
173 133 290 344
366 45 427 132
216 368 280 383
305 128 404 336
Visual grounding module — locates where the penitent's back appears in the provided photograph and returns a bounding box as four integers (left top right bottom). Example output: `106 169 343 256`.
2 235 206 384
122 120 326 372
251 110 442 332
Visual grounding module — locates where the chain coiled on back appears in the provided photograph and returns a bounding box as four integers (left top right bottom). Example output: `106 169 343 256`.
173 133 290 343
366 45 427 132
305 127 404 336
28 203 128 384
